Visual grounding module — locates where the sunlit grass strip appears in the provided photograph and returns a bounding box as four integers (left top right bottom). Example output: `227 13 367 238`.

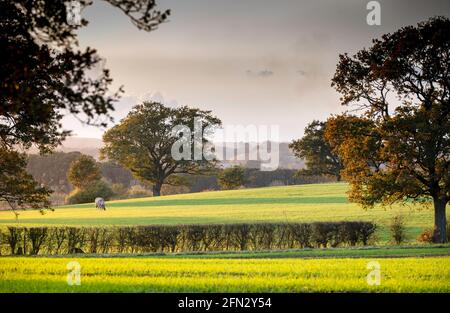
0 257 448 292
0 183 440 242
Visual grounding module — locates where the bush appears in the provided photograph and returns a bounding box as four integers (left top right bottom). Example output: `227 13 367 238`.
127 185 152 198
111 183 129 200
66 180 114 204
0 221 377 255
390 215 407 245
417 228 434 243
219 166 246 190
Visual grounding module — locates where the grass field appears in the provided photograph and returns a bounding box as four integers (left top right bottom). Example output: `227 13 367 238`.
0 183 449 293
0 183 444 242
1 254 449 292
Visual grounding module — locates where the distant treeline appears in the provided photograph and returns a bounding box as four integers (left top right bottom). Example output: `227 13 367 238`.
26 152 334 201
0 222 377 255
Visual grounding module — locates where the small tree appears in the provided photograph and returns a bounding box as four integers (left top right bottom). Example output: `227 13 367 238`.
67 155 101 189
290 120 343 181
390 215 407 245
219 166 246 190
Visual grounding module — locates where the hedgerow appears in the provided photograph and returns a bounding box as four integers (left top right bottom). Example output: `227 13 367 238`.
0 222 377 255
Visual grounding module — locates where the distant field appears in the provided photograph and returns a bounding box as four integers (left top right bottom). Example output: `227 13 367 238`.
0 183 445 242
1 255 449 292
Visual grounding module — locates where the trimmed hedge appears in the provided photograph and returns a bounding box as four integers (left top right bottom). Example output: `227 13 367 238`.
0 222 377 255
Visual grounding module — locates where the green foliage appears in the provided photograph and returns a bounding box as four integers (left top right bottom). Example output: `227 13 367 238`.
1 0 169 213
66 180 114 205
390 215 407 245
101 102 221 196
27 152 83 193
219 166 246 190
329 17 450 243
0 221 377 255
110 183 129 200
290 121 343 181
0 0 169 153
0 148 51 215
67 155 101 189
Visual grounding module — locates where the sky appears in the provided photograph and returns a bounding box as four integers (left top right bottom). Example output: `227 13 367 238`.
63 0 450 142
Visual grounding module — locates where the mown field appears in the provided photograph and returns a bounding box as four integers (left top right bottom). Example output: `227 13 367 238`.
0 183 449 293
0 183 443 242
1 254 449 292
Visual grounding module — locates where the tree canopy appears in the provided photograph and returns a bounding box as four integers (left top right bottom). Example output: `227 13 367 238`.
67 155 101 189
218 166 247 190
289 120 343 181
328 17 449 243
0 149 51 216
101 102 221 196
0 0 169 212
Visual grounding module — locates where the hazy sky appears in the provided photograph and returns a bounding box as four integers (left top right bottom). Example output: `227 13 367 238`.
64 0 450 141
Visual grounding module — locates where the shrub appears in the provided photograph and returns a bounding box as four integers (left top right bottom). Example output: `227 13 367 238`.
290 223 312 248
111 183 129 200
6 227 22 255
28 227 48 255
219 166 246 190
127 185 152 198
0 221 377 255
390 215 407 245
67 227 86 253
357 222 377 246
66 180 114 204
417 228 434 243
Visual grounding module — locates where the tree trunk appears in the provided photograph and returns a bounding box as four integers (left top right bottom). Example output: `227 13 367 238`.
152 182 162 197
433 197 447 243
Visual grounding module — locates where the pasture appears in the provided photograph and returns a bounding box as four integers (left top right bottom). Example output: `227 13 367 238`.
0 183 448 293
0 183 441 242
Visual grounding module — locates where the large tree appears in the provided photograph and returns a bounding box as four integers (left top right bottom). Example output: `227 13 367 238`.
289 120 344 181
0 0 169 211
101 102 221 196
328 17 449 243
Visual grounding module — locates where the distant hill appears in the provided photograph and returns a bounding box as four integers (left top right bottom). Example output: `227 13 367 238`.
29 137 305 169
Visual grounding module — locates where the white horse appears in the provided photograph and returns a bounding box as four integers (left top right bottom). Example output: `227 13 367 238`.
95 197 106 210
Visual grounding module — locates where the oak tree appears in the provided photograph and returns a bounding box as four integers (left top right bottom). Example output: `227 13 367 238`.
329 17 449 243
101 102 221 196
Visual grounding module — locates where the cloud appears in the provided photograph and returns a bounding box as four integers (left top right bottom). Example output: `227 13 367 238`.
246 69 274 78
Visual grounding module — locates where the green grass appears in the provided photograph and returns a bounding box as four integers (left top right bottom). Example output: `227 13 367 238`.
0 183 442 241
0 183 444 242
1 256 449 292
25 244 450 259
